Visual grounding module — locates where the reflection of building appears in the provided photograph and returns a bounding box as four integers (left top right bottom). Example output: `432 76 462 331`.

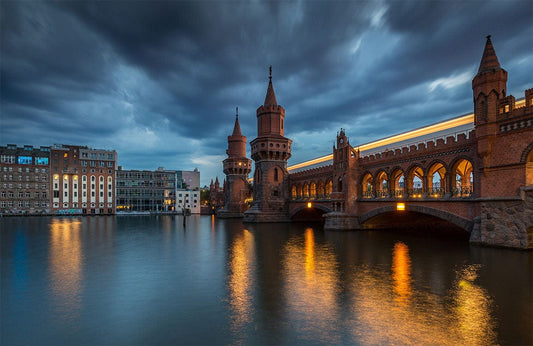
0 144 51 214
50 144 117 215
116 167 176 213
176 189 200 214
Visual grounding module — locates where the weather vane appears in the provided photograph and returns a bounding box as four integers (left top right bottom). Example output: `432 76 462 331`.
236 106 238 117
269 65 272 81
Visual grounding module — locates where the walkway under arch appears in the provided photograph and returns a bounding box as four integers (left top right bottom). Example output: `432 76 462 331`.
359 205 473 233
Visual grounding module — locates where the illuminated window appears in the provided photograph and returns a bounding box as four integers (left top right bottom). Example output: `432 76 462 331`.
17 156 32 165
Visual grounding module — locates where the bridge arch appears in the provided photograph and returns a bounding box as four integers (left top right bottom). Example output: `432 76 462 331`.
359 205 473 233
289 203 332 220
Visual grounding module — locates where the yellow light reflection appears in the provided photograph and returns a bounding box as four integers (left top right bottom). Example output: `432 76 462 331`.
228 229 255 334
391 242 412 305
348 260 497 345
283 228 340 344
304 228 315 274
49 218 83 324
452 265 497 345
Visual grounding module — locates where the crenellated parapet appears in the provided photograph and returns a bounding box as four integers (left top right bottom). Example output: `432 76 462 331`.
359 130 476 165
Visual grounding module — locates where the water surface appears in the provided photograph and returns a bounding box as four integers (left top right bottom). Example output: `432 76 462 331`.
1 216 531 345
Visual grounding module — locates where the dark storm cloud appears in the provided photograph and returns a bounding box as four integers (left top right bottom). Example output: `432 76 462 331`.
1 0 532 183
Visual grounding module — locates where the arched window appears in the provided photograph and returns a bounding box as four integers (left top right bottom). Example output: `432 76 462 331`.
407 166 424 197
297 184 303 199
376 171 388 198
428 163 446 197
362 173 373 198
310 182 317 199
274 168 278 182
391 169 405 198
291 185 297 199
453 159 473 197
338 177 343 193
303 183 309 198
325 180 332 198
317 181 324 198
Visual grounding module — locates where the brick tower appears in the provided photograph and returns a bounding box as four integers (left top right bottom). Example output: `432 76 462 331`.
218 108 252 218
243 67 292 222
472 35 508 196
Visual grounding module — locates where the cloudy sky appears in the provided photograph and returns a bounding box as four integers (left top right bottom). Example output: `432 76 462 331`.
1 0 532 186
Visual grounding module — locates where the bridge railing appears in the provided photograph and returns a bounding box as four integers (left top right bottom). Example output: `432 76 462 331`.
452 187 473 197
407 188 424 198
290 194 333 201
428 187 445 197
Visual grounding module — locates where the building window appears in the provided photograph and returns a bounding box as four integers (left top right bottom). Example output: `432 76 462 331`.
18 156 32 165
53 191 59 198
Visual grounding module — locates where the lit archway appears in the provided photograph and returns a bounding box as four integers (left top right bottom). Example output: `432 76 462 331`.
297 184 303 199
391 169 405 198
453 159 473 197
303 183 309 198
325 180 332 198
362 173 373 198
376 171 388 198
317 180 324 198
291 185 297 199
428 163 446 197
407 166 424 198
310 182 317 199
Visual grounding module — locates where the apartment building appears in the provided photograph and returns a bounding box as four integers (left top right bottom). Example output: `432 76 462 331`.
50 144 117 215
0 144 51 214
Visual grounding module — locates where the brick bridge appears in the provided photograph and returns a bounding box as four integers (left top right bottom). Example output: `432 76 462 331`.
286 37 533 249
221 37 532 249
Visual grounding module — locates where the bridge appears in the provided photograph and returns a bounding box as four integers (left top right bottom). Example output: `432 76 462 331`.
287 89 532 250
221 37 532 249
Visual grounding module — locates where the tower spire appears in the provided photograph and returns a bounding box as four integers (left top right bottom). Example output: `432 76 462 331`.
264 65 277 106
477 35 502 74
232 106 242 136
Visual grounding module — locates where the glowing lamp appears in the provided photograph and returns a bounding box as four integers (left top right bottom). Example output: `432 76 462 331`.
397 202 406 211
307 202 312 208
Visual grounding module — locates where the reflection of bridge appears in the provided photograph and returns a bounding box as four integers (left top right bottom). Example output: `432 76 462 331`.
221 37 532 249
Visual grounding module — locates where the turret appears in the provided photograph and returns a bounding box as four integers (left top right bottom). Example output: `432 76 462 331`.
472 35 508 125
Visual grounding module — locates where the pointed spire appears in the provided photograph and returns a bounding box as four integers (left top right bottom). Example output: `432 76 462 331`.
264 65 278 106
232 106 242 136
215 176 219 184
477 35 502 74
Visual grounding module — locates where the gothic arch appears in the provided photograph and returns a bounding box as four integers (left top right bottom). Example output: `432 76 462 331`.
520 142 533 163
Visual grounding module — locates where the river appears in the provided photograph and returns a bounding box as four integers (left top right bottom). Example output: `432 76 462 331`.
1 215 531 345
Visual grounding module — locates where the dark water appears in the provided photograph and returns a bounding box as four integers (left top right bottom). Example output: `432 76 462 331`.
1 216 532 345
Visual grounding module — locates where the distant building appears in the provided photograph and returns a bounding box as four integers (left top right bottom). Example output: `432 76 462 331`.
179 168 200 190
176 189 200 214
50 144 117 215
0 144 51 215
116 167 177 213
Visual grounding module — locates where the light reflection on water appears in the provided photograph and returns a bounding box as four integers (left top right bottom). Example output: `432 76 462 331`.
227 229 255 336
48 218 83 327
1 216 530 345
282 227 341 344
